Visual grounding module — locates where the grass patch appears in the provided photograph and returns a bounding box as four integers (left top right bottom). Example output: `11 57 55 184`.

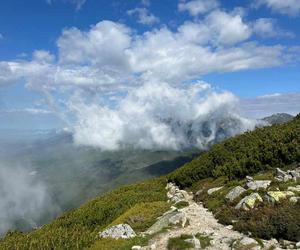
167 234 193 250
174 201 189 209
89 236 148 250
107 201 170 233
195 233 212 249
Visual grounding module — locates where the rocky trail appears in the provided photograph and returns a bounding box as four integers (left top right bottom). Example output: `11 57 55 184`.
141 183 281 250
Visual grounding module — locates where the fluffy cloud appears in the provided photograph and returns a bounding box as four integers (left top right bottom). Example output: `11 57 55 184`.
127 8 159 25
178 0 219 16
254 0 300 16
72 81 258 150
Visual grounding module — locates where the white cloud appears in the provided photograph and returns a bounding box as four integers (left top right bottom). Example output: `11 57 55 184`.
46 0 86 10
127 8 159 25
254 0 300 16
178 0 219 16
0 33 3 40
72 81 258 150
252 18 294 38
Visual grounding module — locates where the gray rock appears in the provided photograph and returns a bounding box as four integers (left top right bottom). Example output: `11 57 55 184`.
168 211 187 227
185 236 201 250
265 191 295 203
145 210 179 235
276 168 287 178
288 185 300 193
296 241 300 248
132 246 141 250
246 180 271 190
289 196 300 203
246 176 254 182
225 186 246 201
207 186 223 195
99 224 136 239
235 193 263 210
232 237 261 250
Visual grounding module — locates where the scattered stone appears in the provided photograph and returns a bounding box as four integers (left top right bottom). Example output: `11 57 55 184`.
296 241 300 248
207 186 223 195
275 168 300 182
99 224 136 239
265 191 295 203
225 186 246 201
235 193 263 210
246 176 254 182
132 246 141 250
225 225 233 230
288 185 300 193
289 196 300 203
232 237 261 250
246 180 271 190
166 183 189 203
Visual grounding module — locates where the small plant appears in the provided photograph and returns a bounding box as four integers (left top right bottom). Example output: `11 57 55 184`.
195 233 212 249
167 234 193 250
174 201 189 209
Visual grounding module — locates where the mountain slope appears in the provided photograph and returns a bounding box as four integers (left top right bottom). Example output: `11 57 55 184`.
1 115 299 249
169 114 300 188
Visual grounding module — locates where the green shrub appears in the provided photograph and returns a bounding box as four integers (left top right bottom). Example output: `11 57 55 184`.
167 234 193 250
169 116 300 188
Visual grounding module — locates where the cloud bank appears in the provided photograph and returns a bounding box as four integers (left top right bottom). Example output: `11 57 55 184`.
71 81 258 151
0 164 59 235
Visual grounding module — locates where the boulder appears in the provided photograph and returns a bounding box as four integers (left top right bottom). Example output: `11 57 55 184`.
238 237 261 250
275 168 293 182
207 186 223 195
99 224 136 239
246 180 271 190
168 211 187 227
289 196 300 203
145 210 179 235
225 186 246 201
265 191 295 203
287 185 300 193
235 193 263 210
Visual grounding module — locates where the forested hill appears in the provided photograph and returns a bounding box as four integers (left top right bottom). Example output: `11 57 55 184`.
169 114 300 188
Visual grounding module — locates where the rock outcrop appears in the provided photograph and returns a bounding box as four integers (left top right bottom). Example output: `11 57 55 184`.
265 191 295 203
99 224 136 239
225 186 246 201
246 180 271 190
235 193 263 210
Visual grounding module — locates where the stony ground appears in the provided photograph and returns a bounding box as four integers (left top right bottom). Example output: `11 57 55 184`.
141 184 283 250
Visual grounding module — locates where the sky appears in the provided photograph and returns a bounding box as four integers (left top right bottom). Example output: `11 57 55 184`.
0 0 300 131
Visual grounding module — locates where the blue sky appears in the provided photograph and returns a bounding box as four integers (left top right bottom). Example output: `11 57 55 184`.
0 0 300 130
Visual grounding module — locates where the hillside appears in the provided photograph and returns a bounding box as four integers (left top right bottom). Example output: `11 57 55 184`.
0 115 299 249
